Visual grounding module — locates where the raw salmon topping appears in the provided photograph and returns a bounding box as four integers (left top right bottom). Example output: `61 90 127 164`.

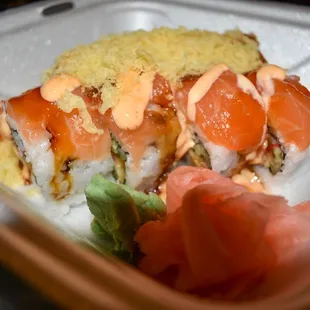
6 87 110 162
268 78 310 150
175 69 266 151
248 67 310 151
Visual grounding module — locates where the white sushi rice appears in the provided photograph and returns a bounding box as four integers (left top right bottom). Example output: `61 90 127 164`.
31 156 114 205
189 124 239 176
66 157 114 206
255 146 310 206
125 145 161 191
16 184 70 217
70 158 114 193
203 140 239 175
53 203 94 238
280 144 310 176
15 184 94 241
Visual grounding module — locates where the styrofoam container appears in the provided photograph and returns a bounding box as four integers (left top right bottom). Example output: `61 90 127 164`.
1 0 310 98
1 0 310 308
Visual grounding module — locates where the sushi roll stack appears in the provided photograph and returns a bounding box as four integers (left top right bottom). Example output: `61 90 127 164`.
2 73 180 203
1 27 309 206
173 64 310 204
5 85 114 202
174 64 267 176
247 65 310 205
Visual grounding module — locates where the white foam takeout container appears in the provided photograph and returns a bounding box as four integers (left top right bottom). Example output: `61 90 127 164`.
1 0 310 309
1 0 310 98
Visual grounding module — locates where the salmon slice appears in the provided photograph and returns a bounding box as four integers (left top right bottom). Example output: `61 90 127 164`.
247 69 310 151
6 87 111 163
135 166 310 300
175 70 266 151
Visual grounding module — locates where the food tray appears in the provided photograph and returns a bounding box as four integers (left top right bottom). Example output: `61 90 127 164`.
1 0 310 309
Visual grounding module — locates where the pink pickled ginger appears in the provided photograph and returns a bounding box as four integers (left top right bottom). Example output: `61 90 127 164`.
135 167 310 301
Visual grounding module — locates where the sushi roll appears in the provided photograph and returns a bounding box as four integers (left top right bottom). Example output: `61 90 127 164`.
0 27 265 202
173 63 310 202
174 64 267 176
4 84 114 202
245 64 310 205
105 72 180 192
2 71 180 201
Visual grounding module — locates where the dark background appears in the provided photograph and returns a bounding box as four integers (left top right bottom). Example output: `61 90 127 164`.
1 0 310 11
0 0 309 309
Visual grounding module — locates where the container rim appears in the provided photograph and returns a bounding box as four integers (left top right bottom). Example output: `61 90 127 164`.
1 183 310 309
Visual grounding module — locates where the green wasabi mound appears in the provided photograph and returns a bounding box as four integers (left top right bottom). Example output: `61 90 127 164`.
117 183 166 224
85 174 166 262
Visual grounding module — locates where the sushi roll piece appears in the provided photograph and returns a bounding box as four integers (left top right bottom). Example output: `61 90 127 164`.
3 72 180 201
0 27 266 201
174 64 267 176
106 72 180 192
107 107 180 192
245 65 310 205
4 82 114 203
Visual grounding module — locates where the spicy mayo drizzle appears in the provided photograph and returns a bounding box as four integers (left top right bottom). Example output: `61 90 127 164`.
112 71 153 130
236 74 264 107
256 64 286 106
41 74 81 102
